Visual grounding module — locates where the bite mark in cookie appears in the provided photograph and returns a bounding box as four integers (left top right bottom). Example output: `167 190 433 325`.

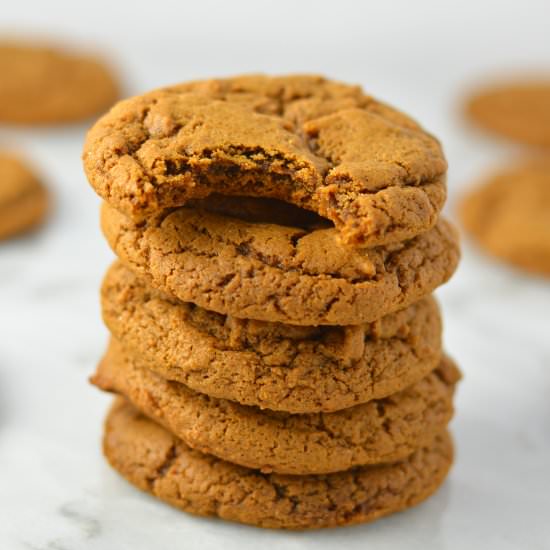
84 74 447 246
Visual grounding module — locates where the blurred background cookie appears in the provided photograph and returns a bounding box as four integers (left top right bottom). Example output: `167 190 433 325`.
0 152 49 240
465 79 550 147
459 157 550 277
0 41 119 125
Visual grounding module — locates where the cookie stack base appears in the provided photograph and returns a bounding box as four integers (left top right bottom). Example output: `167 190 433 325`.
104 398 453 530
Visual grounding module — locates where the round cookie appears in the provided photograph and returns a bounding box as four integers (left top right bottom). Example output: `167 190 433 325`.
104 398 454 529
92 340 459 475
460 158 550 277
83 74 447 247
466 79 550 147
100 202 460 326
102 261 443 413
0 153 49 240
0 41 119 124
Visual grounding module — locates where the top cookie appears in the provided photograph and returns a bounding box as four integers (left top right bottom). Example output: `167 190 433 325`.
83 74 447 247
466 79 550 148
0 41 119 124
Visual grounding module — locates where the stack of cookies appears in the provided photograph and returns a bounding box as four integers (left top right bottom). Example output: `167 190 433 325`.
83 75 461 529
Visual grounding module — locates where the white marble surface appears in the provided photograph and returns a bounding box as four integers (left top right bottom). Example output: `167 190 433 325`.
1 1 550 548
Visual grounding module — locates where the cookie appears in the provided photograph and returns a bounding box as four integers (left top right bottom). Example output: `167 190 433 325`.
83 74 447 247
102 261 443 413
104 398 453 529
460 158 550 277
466 79 550 147
93 339 459 475
0 41 118 124
0 153 49 240
100 202 460 325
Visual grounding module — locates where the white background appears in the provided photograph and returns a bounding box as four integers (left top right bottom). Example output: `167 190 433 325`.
1 1 550 548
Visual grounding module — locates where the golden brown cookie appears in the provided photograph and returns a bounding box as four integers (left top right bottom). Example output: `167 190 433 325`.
102 261 443 413
466 79 550 147
0 152 49 240
101 202 460 325
460 158 550 277
93 339 459 475
83 74 447 247
104 398 454 529
0 41 119 124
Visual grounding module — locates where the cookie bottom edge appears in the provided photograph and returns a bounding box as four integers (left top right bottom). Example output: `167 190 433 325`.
103 397 454 530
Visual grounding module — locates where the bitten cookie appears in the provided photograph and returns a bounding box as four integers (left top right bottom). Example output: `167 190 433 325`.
0 153 49 240
93 340 459 475
466 79 550 147
83 74 447 247
0 41 119 124
102 262 443 413
460 158 550 277
104 398 454 529
101 202 460 325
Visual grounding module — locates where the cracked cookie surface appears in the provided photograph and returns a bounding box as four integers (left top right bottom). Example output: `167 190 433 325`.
83 74 447 247
101 202 460 325
460 157 550 277
0 41 119 124
104 398 454 529
0 152 49 240
102 262 443 413
93 340 459 475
